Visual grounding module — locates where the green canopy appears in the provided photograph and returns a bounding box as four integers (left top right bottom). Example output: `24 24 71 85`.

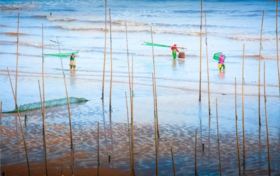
44 51 79 57
213 52 226 61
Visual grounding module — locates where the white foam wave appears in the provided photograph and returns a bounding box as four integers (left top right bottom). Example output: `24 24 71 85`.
47 16 76 21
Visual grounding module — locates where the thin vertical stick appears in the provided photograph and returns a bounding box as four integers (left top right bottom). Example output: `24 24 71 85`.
42 24 45 116
101 0 107 100
7 68 30 176
205 11 211 127
171 147 176 176
109 8 113 115
199 0 203 102
152 73 158 176
235 78 241 176
125 92 132 166
216 98 222 176
276 1 280 97
15 13 20 109
126 22 134 176
258 11 264 126
242 44 246 170
150 26 160 138
56 37 73 150
38 80 48 176
38 80 43 112
132 55 134 96
263 62 271 176
97 122 100 176
195 130 197 176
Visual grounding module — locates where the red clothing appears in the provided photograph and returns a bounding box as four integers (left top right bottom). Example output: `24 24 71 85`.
171 46 179 52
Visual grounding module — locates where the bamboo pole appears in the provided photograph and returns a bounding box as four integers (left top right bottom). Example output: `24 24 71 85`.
42 24 45 116
109 8 113 116
263 62 271 176
7 67 30 176
216 98 222 176
205 11 211 127
56 37 74 150
101 0 107 100
152 73 158 176
235 78 241 176
97 122 100 176
15 13 19 110
150 26 160 138
125 92 132 166
258 11 264 126
125 22 135 176
132 55 134 96
195 130 197 176
276 1 280 97
38 80 48 176
242 44 246 170
171 147 176 176
199 0 203 102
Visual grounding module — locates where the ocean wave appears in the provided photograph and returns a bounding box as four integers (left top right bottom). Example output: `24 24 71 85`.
18 41 56 48
0 24 8 27
230 36 273 41
47 16 76 21
0 32 28 36
0 6 19 10
32 15 47 19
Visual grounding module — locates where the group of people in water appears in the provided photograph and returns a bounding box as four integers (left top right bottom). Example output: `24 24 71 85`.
69 44 225 72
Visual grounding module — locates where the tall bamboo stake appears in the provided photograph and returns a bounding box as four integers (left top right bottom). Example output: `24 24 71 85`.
263 62 271 176
235 78 241 176
171 147 176 176
216 98 222 176
242 44 246 170
126 22 135 176
97 122 100 176
109 8 113 116
125 92 132 166
132 55 134 96
42 24 45 116
7 68 30 176
150 26 160 138
195 130 197 176
199 0 203 102
152 73 158 176
15 13 19 109
38 80 48 176
56 37 73 150
258 10 264 126
101 0 107 100
276 1 280 97
205 11 211 127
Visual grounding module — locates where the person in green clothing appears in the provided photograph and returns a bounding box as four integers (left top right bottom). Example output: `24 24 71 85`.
171 44 179 59
69 53 76 71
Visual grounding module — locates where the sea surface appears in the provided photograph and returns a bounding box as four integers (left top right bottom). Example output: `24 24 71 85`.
0 0 280 175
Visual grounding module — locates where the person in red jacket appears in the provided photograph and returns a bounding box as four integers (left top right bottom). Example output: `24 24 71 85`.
171 44 179 59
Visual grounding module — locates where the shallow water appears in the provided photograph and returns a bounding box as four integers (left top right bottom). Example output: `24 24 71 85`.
1 0 280 175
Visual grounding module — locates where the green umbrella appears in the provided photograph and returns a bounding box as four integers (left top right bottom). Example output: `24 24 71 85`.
213 52 226 61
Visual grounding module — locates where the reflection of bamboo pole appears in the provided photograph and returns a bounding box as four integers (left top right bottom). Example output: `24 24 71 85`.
152 73 158 176
199 0 203 102
38 80 48 176
195 130 197 176
258 11 264 126
125 92 132 166
15 13 20 109
97 122 100 176
171 147 176 176
276 1 280 97
263 62 271 176
101 0 107 100
56 37 74 150
61 159 64 176
242 44 246 170
216 98 222 176
38 80 43 112
205 11 211 126
150 26 160 138
109 8 113 115
7 67 30 176
235 78 241 176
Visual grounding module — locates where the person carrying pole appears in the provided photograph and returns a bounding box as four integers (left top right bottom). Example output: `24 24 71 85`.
171 44 179 59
